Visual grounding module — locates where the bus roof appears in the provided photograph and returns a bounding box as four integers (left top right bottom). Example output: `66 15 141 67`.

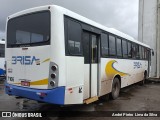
8 5 150 48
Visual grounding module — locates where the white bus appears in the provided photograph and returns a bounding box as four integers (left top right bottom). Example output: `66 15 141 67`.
5 5 151 105
0 40 5 77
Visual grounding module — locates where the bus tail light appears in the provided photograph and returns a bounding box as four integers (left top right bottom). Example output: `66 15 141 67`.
50 80 55 86
51 73 56 79
51 65 57 71
49 62 59 89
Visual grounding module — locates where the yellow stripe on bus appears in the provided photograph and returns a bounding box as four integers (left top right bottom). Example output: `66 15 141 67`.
42 58 50 63
14 78 48 85
105 60 129 80
30 78 48 85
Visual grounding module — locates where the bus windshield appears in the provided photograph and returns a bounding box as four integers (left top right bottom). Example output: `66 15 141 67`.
7 11 50 48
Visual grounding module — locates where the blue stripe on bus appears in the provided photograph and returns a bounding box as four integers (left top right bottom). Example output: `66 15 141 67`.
5 83 65 105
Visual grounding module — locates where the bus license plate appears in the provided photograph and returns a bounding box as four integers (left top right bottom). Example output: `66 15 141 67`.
21 81 30 86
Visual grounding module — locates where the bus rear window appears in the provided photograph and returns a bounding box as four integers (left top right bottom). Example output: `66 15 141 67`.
7 11 50 48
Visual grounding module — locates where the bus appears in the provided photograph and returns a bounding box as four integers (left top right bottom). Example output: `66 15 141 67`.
5 5 151 105
0 40 5 77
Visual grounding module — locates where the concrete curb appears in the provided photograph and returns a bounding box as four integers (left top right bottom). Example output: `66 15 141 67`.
146 78 160 83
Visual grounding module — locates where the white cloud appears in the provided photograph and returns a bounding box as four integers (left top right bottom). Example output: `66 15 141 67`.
0 0 138 39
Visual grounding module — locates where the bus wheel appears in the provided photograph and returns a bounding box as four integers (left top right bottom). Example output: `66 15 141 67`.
140 72 147 86
110 77 120 100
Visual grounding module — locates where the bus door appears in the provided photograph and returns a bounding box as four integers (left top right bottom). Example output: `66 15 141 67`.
83 31 99 99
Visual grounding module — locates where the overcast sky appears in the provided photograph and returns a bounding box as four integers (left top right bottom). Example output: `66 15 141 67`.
0 0 139 39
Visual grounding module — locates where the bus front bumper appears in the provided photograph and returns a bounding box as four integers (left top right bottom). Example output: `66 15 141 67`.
5 83 65 105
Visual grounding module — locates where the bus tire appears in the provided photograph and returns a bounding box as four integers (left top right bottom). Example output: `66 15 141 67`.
140 72 147 86
110 77 120 100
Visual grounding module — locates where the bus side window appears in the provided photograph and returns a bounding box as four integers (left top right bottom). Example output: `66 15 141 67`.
109 35 116 56
142 47 145 59
139 46 142 59
146 49 150 60
128 42 132 58
132 43 136 59
122 39 128 58
67 19 82 55
144 48 147 60
135 44 140 59
117 38 122 57
101 33 109 57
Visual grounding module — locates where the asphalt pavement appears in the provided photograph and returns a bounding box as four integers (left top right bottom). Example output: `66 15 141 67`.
0 80 160 120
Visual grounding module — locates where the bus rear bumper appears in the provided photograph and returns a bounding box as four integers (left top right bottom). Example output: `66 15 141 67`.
5 83 65 105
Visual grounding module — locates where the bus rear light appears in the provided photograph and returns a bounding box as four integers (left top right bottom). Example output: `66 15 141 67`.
49 62 58 88
36 92 47 97
51 73 56 79
50 80 55 86
51 65 57 71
